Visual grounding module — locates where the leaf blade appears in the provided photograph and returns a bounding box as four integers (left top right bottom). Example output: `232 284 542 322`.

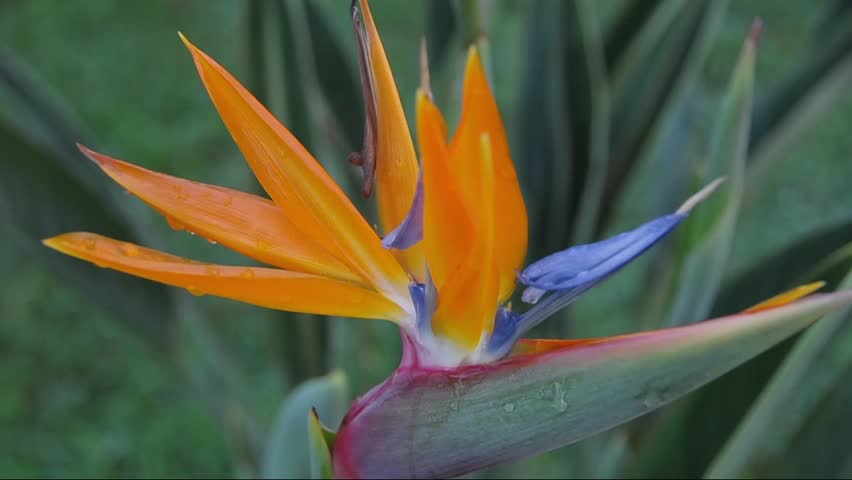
333 290 852 478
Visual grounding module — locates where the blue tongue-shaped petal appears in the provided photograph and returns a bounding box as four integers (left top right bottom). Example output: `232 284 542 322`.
519 213 685 293
486 178 725 358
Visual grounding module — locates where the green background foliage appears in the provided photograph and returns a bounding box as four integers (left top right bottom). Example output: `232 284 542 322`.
1 0 850 477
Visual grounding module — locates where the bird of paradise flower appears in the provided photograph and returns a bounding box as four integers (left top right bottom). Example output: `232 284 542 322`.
43 1 852 478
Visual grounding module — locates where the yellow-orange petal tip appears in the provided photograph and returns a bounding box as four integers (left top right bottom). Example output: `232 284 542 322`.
744 281 827 313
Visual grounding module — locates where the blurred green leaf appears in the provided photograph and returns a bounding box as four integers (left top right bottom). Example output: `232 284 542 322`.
0 120 174 344
771 355 852 477
603 0 662 71
601 0 728 233
261 370 349 479
301 0 364 152
0 48 174 344
426 0 457 73
334 290 852 478
308 409 336 479
662 22 757 327
564 0 609 246
705 267 852 478
517 0 572 262
746 20 852 203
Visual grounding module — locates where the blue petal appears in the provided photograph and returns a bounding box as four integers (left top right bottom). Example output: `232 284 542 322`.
502 213 686 346
381 173 424 250
409 268 437 334
486 307 522 356
519 213 686 293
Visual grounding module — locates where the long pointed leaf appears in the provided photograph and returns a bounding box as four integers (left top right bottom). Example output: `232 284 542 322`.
333 291 852 478
662 22 757 327
599 1 727 233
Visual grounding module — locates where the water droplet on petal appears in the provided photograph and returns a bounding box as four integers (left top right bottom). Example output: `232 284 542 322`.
207 238 218 245
167 217 186 232
119 243 140 257
503 402 515 413
187 286 205 296
223 196 234 206
206 266 221 277
83 238 97 251
255 238 271 250
240 268 255 279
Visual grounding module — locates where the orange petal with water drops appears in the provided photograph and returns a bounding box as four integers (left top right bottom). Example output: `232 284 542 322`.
79 145 362 284
432 134 499 349
43 233 406 321
744 282 826 313
352 0 425 280
179 34 410 305
450 47 528 302
416 90 475 291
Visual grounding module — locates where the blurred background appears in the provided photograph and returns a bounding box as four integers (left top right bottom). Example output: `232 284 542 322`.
1 0 851 477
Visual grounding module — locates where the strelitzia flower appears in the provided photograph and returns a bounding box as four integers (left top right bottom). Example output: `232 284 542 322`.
43 1 852 478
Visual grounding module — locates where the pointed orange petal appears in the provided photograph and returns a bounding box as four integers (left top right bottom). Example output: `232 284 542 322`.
43 233 405 321
744 282 826 313
355 0 425 280
432 134 499 349
450 48 528 302
179 34 411 307
512 338 607 356
79 146 361 283
416 90 474 291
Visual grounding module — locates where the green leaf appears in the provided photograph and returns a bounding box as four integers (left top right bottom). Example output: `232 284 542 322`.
0 117 174 346
600 0 728 233
332 290 852 478
261 370 349 479
425 0 457 73
661 21 757 327
745 21 852 204
712 221 852 315
705 268 852 478
603 0 663 71
516 0 572 262
308 409 336 479
564 0 610 246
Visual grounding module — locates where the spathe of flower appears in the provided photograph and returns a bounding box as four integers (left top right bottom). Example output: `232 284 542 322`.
40 2 852 477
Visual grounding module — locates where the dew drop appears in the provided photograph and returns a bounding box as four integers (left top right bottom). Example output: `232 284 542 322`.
83 238 97 251
642 387 665 409
448 399 459 412
207 238 218 245
166 217 186 232
176 187 189 201
206 266 221 277
186 286 205 296
551 382 568 412
255 238 271 250
240 268 255 279
503 402 515 413
119 243 140 257
223 196 234 206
